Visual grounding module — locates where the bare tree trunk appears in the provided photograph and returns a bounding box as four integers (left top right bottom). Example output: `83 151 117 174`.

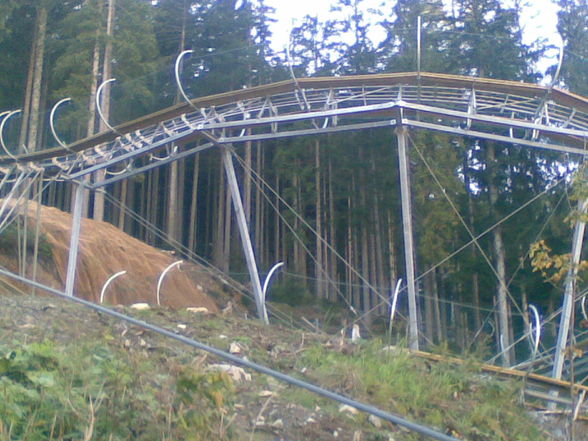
167 160 179 240
21 6 48 153
387 210 398 289
19 28 36 152
257 144 266 264
94 0 116 222
213 159 225 267
437 269 447 342
463 156 482 331
315 140 324 298
166 0 189 242
203 160 213 256
223 174 232 273
86 3 102 138
188 153 200 251
358 154 371 319
424 271 435 344
117 180 127 230
273 174 280 264
487 143 513 366
347 193 354 308
328 157 337 301
371 153 385 314
293 159 306 280
145 171 154 243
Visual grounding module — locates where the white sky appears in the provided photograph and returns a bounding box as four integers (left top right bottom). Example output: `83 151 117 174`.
265 0 561 76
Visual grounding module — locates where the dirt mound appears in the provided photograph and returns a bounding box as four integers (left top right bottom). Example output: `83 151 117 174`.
1 201 220 312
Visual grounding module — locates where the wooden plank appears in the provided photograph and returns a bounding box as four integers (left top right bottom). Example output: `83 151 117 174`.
410 349 588 393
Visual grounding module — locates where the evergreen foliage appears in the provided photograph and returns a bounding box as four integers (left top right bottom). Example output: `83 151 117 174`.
1 0 586 360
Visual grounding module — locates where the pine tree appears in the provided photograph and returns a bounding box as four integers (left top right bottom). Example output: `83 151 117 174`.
328 0 377 75
556 0 588 95
379 0 451 73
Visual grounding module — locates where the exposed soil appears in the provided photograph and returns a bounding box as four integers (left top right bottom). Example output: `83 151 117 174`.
1 203 586 441
2 200 223 311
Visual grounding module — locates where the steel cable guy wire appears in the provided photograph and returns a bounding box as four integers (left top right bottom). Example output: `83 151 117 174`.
0 266 459 441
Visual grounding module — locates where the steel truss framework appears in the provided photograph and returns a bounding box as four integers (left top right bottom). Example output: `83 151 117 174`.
1 71 588 378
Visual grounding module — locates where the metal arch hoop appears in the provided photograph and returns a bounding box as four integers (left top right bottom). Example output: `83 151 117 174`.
551 44 565 88
0 110 22 160
528 304 542 358
50 98 73 151
100 270 127 304
261 261 284 322
156 260 183 306
175 50 195 107
388 278 403 333
96 78 118 133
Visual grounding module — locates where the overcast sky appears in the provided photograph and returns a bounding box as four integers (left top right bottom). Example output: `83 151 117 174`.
264 0 561 75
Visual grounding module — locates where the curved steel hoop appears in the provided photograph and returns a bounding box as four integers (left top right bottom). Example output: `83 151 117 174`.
527 304 542 358
156 260 183 306
551 43 565 87
175 50 195 107
0 110 22 160
96 79 118 132
100 270 127 304
50 98 73 150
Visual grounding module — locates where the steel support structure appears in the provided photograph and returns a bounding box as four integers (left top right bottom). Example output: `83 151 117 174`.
552 196 588 380
65 182 84 296
3 71 588 370
221 144 268 324
396 126 419 350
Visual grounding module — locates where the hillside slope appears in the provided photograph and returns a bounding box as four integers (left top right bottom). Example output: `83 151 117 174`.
0 201 223 311
2 291 584 441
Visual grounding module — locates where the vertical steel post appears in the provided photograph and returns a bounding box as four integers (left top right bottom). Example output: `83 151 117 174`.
396 126 419 350
65 183 84 297
552 197 588 379
221 145 268 324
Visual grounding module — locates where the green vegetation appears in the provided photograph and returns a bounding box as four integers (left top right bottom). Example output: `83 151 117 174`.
0 340 234 441
1 0 588 361
0 221 52 262
292 341 546 441
0 294 562 441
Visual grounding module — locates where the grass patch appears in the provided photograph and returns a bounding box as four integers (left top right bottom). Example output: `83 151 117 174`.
0 221 52 262
0 339 235 441
294 341 547 441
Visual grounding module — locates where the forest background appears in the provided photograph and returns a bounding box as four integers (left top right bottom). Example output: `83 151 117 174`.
1 0 587 362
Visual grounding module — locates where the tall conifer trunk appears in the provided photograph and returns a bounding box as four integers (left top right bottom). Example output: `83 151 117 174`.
487 142 513 366
166 1 186 242
20 6 48 153
463 155 482 330
94 0 116 222
328 158 337 301
188 153 200 251
315 140 324 298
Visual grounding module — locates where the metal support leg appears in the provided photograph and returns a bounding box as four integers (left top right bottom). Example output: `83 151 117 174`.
396 126 419 350
65 183 84 297
221 145 268 324
552 197 588 379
